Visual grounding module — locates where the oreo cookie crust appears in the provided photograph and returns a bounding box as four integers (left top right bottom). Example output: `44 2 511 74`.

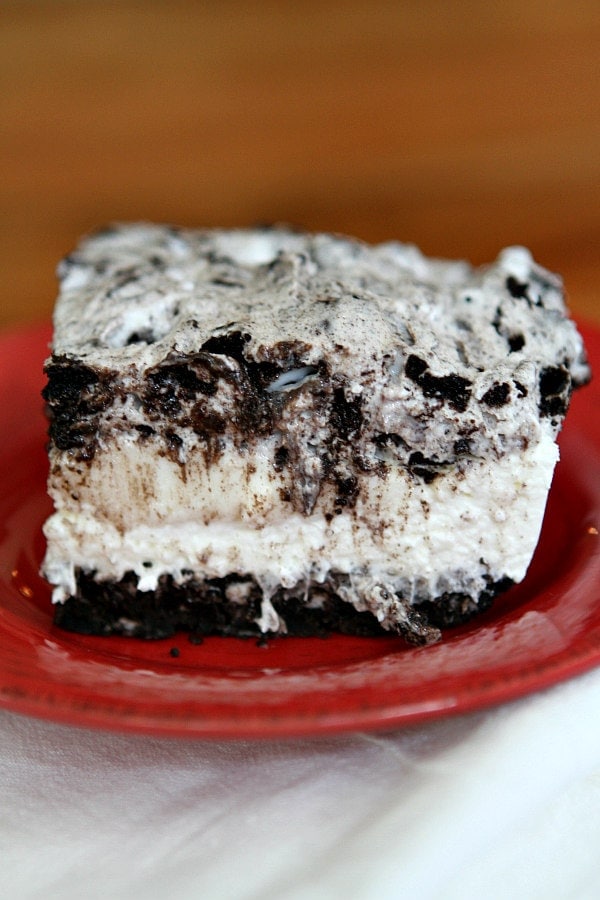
41 225 590 645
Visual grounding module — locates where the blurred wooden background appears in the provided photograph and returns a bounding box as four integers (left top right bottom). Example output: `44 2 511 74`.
1 0 598 329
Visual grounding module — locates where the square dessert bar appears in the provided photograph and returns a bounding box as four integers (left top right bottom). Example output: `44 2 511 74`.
41 225 590 644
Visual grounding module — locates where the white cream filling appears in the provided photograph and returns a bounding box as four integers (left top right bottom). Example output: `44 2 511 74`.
42 430 559 630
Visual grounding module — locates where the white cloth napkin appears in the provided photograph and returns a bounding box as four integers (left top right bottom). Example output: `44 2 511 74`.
2 666 600 900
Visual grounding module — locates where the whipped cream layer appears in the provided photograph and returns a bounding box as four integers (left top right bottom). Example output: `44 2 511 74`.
41 224 591 639
43 429 558 632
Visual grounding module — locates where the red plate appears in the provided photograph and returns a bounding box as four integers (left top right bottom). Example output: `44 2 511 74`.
0 322 599 739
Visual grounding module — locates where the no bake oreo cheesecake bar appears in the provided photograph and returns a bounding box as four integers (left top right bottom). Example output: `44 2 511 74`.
41 225 590 645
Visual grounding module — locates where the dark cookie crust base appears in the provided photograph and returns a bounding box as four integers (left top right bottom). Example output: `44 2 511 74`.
53 571 513 646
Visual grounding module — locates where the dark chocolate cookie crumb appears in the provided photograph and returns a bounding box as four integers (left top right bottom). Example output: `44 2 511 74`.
481 382 511 407
539 365 571 417
405 355 472 413
42 357 115 459
508 333 526 353
505 275 530 300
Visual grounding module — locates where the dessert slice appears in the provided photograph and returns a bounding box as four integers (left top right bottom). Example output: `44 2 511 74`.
41 224 590 644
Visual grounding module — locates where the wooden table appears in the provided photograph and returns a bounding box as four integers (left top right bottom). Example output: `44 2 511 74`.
2 0 598 329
